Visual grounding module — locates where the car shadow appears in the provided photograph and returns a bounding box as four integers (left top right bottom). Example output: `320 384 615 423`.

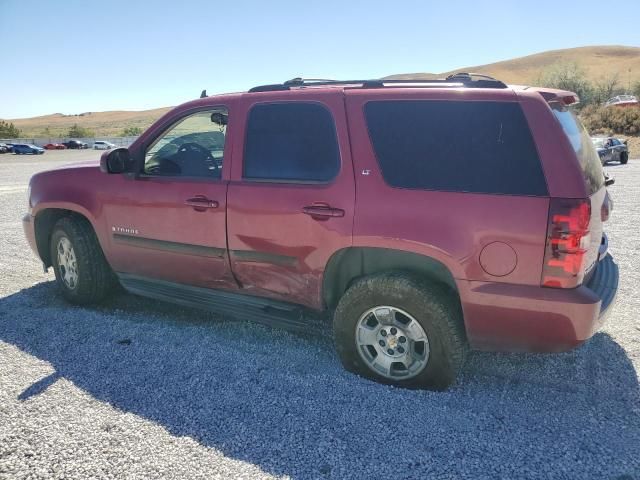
1 282 639 479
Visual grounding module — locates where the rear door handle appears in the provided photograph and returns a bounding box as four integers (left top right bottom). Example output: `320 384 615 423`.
185 196 219 211
302 204 345 219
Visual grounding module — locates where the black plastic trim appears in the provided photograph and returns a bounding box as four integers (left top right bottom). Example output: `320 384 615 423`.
117 273 327 333
113 234 225 258
586 253 619 317
248 77 508 93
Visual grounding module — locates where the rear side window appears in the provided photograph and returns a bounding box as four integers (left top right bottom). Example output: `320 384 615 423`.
550 103 604 195
364 100 548 196
243 102 340 182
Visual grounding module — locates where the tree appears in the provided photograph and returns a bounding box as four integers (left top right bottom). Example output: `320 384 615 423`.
67 124 94 138
537 62 593 106
120 126 143 136
592 73 622 105
0 120 21 138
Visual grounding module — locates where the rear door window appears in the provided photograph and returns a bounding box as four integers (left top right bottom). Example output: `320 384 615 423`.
364 100 548 196
550 103 604 195
243 102 340 182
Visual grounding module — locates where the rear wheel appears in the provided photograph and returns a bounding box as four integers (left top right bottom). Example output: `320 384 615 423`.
620 152 628 164
50 217 116 304
333 273 466 390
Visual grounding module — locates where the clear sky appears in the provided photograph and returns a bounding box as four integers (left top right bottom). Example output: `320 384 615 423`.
1 0 639 119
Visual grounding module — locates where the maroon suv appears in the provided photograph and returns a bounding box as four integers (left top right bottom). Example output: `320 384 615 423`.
23 75 619 389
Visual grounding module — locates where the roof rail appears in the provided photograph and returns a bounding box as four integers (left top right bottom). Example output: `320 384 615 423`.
248 74 507 93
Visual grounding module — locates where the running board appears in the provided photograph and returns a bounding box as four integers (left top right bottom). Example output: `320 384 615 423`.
117 273 329 334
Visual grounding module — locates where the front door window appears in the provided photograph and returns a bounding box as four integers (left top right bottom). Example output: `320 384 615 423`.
144 108 228 178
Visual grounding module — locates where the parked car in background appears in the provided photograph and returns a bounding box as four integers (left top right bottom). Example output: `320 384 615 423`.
591 137 628 165
44 143 67 150
604 95 639 108
13 144 45 155
24 76 619 390
63 140 89 149
0 143 11 153
93 141 116 150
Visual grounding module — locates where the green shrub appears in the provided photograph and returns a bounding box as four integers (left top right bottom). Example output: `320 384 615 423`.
120 126 143 136
580 105 640 136
68 124 94 138
0 121 21 138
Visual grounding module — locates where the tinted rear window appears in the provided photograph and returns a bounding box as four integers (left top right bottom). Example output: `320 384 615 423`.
243 102 340 182
364 100 548 196
550 103 604 195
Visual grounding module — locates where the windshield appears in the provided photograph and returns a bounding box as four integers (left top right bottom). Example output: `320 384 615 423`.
551 103 604 195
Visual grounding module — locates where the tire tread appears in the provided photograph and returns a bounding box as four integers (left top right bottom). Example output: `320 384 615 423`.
333 272 466 390
50 216 115 304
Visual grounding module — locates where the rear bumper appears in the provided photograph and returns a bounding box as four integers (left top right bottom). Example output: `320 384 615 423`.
461 253 619 352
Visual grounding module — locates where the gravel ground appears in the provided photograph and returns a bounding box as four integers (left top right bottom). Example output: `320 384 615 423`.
1 150 639 480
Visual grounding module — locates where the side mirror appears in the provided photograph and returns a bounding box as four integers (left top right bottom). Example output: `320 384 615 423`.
604 173 615 187
211 112 228 126
623 139 628 145
100 148 133 174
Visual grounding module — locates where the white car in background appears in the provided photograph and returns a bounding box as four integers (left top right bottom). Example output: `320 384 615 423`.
93 141 116 150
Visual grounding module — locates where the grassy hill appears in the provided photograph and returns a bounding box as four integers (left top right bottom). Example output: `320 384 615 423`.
384 45 640 86
6 107 172 138
5 45 639 138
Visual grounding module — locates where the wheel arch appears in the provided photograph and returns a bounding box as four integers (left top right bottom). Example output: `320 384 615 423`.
322 247 459 311
34 208 96 268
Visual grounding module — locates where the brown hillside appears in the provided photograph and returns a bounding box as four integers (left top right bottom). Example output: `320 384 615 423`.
6 107 172 138
6 46 640 138
384 45 640 86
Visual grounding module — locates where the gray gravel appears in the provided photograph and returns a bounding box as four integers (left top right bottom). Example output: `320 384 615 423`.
1 150 639 480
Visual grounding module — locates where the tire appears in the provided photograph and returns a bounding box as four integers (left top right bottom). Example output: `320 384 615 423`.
620 152 628 165
50 216 116 305
333 273 466 390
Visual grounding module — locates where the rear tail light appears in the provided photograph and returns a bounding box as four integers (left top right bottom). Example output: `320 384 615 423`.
561 95 579 106
541 198 591 289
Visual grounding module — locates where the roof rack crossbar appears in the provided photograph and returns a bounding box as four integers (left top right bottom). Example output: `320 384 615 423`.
248 74 507 93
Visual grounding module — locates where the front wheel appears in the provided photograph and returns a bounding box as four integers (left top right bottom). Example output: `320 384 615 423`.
50 217 116 304
620 152 628 165
333 273 466 390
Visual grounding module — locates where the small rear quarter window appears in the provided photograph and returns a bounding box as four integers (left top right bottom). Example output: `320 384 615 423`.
550 103 604 195
364 100 548 196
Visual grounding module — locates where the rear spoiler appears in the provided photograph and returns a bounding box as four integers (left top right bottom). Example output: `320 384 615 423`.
512 85 580 106
533 88 580 106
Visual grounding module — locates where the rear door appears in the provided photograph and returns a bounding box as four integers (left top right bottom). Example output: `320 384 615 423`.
226 90 355 309
610 138 623 162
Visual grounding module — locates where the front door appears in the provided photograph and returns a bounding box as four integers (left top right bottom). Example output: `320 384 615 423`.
226 91 355 309
102 106 237 290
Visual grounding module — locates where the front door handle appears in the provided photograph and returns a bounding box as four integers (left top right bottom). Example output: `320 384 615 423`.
302 204 345 219
185 196 219 211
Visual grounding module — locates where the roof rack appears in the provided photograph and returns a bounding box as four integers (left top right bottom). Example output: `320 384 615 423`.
248 73 507 93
